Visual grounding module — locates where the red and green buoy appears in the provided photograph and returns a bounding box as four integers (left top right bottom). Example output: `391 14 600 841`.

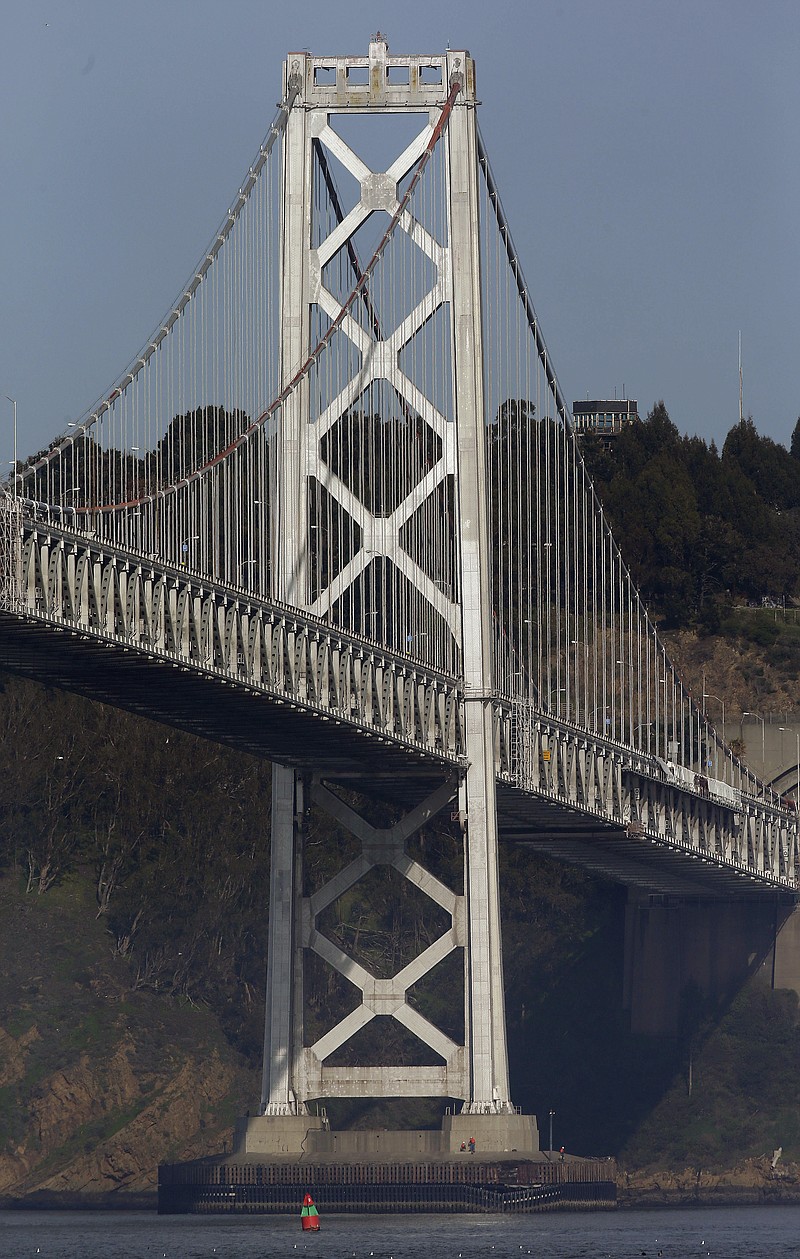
300 1191 320 1231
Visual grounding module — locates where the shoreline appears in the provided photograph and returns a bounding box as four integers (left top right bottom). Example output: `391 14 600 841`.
3 1161 800 1213
619 1188 800 1210
617 1159 800 1210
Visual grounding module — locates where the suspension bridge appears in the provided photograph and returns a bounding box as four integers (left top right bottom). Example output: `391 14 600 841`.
1 39 797 1158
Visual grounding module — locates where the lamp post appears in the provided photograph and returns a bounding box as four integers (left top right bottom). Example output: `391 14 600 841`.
179 535 200 567
659 676 673 760
548 1109 555 1155
4 395 17 499
239 558 257 588
779 728 800 802
742 711 765 765
702 690 725 733
702 691 725 778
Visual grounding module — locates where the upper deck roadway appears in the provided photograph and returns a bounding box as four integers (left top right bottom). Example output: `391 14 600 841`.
1 511 797 902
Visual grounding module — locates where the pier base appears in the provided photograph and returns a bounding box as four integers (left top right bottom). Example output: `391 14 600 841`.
441 1113 539 1155
623 892 799 1037
232 1112 539 1159
159 1152 614 1215
233 1114 329 1157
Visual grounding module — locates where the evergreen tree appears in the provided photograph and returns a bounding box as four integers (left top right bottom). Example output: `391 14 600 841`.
580 404 800 627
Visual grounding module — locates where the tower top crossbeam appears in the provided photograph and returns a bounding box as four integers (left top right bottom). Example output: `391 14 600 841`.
286 35 474 110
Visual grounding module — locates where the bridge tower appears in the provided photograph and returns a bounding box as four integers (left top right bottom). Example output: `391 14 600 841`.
240 38 538 1157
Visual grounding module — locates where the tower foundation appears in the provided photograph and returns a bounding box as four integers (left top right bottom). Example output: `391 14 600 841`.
233 1113 539 1159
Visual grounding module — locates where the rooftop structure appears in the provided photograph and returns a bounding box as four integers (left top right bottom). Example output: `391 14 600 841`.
573 398 639 437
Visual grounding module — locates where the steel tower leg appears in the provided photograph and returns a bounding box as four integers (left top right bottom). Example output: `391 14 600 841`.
260 763 301 1114
446 52 513 1115
252 55 321 1144
275 54 309 610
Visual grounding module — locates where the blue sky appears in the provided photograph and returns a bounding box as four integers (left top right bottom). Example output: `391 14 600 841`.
1 0 798 474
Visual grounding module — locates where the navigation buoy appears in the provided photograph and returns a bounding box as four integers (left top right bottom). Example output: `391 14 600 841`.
300 1191 320 1231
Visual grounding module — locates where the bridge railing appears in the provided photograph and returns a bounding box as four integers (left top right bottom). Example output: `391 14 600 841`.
0 492 21 611
3 499 797 890
0 508 466 766
503 699 799 889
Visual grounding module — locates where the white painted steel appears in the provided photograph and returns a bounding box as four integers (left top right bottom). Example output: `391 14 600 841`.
297 777 467 1102
1 37 798 1132
0 493 21 610
2 511 796 894
5 518 462 761
445 49 513 1115
261 764 300 1114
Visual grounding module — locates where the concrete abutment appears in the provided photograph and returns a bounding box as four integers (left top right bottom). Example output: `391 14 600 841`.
623 892 800 1037
233 1113 539 1159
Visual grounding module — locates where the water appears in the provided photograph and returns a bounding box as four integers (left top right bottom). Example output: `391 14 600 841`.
0 1207 798 1259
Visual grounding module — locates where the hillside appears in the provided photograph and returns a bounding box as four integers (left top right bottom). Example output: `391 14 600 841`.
663 613 800 724
0 870 256 1203
3 407 800 1201
580 406 800 633
1 663 800 1201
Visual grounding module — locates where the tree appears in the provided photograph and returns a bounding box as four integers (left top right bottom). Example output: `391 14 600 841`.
723 417 800 511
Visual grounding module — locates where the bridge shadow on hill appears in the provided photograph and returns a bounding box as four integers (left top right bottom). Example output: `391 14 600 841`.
503 847 800 1163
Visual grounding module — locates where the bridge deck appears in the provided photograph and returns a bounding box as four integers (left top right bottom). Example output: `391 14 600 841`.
0 611 449 785
2 607 793 902
496 784 794 900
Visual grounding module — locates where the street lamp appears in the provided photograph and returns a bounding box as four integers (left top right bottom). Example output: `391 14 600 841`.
779 728 800 802
702 690 725 731
239 559 257 586
742 711 765 764
702 691 726 778
548 1108 555 1155
658 676 679 761
4 395 17 499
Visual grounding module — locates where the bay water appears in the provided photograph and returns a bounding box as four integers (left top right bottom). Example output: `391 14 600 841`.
0 1206 798 1259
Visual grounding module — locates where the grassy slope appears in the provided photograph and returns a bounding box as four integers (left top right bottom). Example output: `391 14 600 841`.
0 870 257 1199
664 609 800 720
619 986 800 1170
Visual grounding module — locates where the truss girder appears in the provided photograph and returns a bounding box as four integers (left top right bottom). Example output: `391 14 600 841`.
11 524 463 763
0 495 21 609
2 514 798 894
504 704 799 892
302 101 457 637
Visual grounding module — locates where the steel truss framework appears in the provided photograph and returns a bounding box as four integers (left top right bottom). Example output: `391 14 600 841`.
0 496 20 610
7 518 461 762
3 509 797 896
1 35 798 1137
506 705 799 890
268 41 516 1119
297 778 467 1102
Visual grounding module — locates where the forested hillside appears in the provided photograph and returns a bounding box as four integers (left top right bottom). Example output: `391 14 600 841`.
580 406 800 632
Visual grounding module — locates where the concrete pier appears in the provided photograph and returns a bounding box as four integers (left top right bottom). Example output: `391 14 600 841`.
623 893 800 1037
233 1112 539 1159
159 1151 615 1215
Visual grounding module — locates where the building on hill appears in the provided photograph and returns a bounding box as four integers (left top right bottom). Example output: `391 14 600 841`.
572 398 639 439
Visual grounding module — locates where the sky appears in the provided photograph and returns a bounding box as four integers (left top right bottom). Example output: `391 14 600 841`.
1 0 798 477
